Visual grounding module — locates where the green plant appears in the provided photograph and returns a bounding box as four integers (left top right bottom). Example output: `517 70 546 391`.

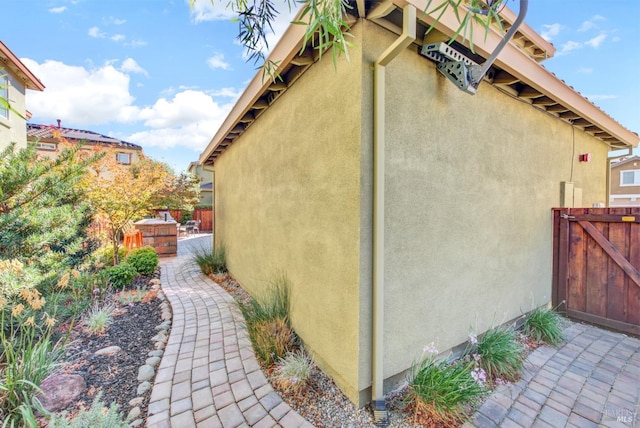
474 326 524 382
125 246 158 275
82 303 116 334
407 346 486 426
93 246 129 268
1 293 63 428
240 273 293 366
522 306 565 346
48 391 129 427
106 264 137 290
273 350 314 392
192 244 227 275
117 288 147 305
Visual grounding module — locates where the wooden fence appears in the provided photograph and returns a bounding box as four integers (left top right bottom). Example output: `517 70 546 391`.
155 208 213 232
552 208 640 336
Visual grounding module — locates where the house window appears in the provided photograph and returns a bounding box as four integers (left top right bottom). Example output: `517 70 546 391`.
0 73 8 119
36 142 57 151
116 152 131 164
620 170 640 186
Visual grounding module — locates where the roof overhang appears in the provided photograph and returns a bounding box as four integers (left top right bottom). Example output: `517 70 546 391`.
0 41 45 91
199 0 638 166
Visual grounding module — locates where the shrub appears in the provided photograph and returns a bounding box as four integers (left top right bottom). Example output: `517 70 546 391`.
273 350 314 393
106 264 136 290
240 273 293 366
522 306 565 346
48 391 129 428
125 246 158 275
407 346 486 426
94 246 128 268
474 326 524 381
191 244 227 276
117 288 147 305
82 303 116 334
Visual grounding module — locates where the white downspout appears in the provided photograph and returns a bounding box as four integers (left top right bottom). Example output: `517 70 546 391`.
372 4 416 425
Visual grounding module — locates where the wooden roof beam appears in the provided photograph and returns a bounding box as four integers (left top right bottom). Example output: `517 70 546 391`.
518 86 543 98
492 71 519 85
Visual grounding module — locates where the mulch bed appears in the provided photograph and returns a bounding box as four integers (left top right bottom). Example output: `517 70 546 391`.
48 273 162 423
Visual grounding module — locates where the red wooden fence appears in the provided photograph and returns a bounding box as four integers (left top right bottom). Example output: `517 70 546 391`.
154 208 213 232
552 208 640 336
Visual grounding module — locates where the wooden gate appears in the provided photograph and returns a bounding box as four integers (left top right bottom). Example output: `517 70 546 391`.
553 208 640 336
193 208 213 232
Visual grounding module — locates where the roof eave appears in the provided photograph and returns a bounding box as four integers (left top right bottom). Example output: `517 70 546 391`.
0 41 45 91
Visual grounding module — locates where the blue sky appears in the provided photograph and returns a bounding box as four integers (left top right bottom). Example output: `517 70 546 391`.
2 0 639 172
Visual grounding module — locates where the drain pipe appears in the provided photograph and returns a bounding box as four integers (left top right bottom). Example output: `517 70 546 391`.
372 4 415 425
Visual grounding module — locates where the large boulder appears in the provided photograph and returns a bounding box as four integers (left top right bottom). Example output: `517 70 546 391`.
36 374 86 412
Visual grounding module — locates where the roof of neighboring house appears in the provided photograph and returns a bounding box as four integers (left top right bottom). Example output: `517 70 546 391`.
611 156 640 169
27 123 142 150
200 1 638 165
0 41 45 91
200 182 213 191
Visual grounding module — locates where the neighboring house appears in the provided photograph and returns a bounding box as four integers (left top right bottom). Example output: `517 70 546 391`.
199 1 639 409
187 161 213 206
610 156 640 206
27 122 143 165
0 41 44 151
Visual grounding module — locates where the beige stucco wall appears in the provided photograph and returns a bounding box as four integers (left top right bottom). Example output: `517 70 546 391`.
359 22 609 387
213 25 365 402
0 71 28 151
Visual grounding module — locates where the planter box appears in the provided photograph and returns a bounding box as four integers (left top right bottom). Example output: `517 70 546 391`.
134 219 177 257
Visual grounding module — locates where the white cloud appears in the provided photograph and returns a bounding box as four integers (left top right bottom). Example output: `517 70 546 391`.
88 26 106 38
585 33 606 48
21 58 234 152
209 87 242 98
121 58 148 76
556 41 582 56
578 14 605 32
21 58 136 125
128 90 235 150
578 67 593 74
187 0 236 22
49 6 67 13
206 53 230 70
586 94 617 101
540 23 562 42
111 34 126 42
125 39 148 48
105 16 126 25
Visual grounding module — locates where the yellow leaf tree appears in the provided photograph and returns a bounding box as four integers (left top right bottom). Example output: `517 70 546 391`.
80 149 171 265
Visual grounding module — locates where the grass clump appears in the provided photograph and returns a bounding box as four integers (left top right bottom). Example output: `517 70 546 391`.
522 306 564 346
240 273 294 366
117 287 147 305
273 350 314 393
192 244 227 276
48 391 129 427
473 326 524 382
407 345 486 426
82 303 116 334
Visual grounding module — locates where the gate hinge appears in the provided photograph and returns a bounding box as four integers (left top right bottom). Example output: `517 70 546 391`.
560 214 575 219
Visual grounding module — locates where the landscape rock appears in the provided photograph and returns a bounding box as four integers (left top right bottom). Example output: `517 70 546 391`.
137 381 151 395
161 310 172 321
129 419 143 427
148 349 164 358
36 374 87 412
137 364 155 381
146 356 161 367
127 406 141 420
129 397 144 407
94 345 122 356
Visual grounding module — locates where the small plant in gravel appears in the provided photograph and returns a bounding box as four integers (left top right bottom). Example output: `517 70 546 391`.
106 263 137 290
471 326 524 382
117 287 147 305
48 391 129 427
82 303 116 334
125 246 158 275
407 344 486 426
192 244 227 275
273 350 314 393
522 306 565 346
240 273 294 366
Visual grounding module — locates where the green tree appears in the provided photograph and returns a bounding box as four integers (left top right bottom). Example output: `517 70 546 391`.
156 171 201 212
0 141 100 295
80 152 170 265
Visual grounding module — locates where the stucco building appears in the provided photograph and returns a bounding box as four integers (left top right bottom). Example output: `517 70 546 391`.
0 41 44 151
198 0 639 408
610 156 640 207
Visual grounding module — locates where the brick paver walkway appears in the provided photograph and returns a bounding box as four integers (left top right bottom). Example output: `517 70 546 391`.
147 234 312 428
469 322 640 428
